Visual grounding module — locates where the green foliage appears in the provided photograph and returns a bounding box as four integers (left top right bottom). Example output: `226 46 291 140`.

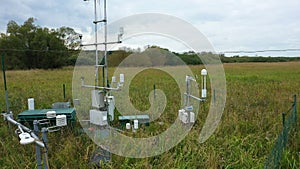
106 47 300 67
220 54 300 63
0 18 80 70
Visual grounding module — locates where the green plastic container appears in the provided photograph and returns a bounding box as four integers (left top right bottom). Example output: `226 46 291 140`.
18 108 76 126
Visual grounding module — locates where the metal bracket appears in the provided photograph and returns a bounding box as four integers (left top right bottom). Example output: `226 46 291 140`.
47 126 61 133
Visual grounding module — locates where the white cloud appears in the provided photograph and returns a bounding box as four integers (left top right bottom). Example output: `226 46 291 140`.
1 0 299 56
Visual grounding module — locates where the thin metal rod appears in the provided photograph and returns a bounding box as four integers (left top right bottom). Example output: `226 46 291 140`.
81 75 121 91
95 64 105 67
104 0 108 87
82 84 120 91
294 94 297 126
33 121 42 169
1 55 7 91
94 0 99 86
153 84 156 99
42 128 49 169
184 93 205 102
63 84 66 100
80 41 122 47
1 55 10 113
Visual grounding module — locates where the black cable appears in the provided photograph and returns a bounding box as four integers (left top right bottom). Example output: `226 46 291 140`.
0 48 80 53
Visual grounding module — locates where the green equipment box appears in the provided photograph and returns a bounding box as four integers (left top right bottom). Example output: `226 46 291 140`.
18 108 76 126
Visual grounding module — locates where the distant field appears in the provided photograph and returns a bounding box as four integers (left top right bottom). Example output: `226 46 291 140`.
0 62 299 168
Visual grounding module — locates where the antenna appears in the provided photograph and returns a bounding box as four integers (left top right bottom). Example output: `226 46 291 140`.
80 0 123 90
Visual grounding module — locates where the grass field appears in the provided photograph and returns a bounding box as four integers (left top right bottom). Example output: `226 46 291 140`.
0 62 299 168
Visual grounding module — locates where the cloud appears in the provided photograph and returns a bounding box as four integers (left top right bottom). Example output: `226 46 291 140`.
0 0 299 56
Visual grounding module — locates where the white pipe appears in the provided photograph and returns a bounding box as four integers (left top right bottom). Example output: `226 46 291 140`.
5 114 45 148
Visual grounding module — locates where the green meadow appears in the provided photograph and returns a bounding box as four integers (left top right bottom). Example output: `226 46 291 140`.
0 62 299 168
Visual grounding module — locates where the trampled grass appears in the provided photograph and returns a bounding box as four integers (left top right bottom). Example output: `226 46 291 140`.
0 62 299 168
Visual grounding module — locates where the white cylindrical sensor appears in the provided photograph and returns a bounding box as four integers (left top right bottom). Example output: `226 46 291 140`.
201 69 207 98
120 74 124 83
112 76 116 83
190 112 195 123
133 119 138 129
202 89 207 98
182 112 188 124
178 109 185 121
201 69 207 76
126 123 131 130
28 98 34 110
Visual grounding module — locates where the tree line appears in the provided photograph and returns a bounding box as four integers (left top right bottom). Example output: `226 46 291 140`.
0 18 80 69
1 18 299 70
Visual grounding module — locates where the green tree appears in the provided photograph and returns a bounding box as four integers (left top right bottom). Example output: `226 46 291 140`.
57 26 81 50
0 18 79 69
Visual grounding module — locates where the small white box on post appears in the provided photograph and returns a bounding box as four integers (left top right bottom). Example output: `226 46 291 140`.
133 120 139 130
28 98 35 110
120 74 124 84
190 112 195 123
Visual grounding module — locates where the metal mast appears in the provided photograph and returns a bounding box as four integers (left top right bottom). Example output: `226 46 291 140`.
81 0 122 90
103 0 108 87
93 0 99 86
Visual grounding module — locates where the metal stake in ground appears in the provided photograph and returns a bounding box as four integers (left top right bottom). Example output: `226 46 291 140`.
1 54 10 113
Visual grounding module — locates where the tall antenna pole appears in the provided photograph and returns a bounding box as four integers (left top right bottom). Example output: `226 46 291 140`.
94 0 99 86
81 0 122 90
104 0 108 87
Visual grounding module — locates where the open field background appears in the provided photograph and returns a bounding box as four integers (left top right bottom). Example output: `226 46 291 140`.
0 62 299 168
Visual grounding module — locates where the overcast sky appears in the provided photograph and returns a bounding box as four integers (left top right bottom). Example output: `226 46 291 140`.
1 0 300 56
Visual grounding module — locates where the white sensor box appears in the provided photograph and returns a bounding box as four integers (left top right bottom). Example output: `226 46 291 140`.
56 115 67 127
90 109 108 126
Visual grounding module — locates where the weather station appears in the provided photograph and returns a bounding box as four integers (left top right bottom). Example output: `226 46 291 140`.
74 0 210 165
179 69 207 124
78 0 124 129
1 0 210 168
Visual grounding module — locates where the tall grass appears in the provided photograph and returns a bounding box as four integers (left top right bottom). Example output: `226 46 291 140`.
0 62 299 168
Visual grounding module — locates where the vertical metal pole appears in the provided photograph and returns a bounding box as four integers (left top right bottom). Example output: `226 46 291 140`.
102 67 105 87
282 112 288 148
33 120 42 169
1 55 9 113
186 78 190 107
63 84 66 100
94 0 99 86
104 0 108 87
282 112 286 128
294 94 297 126
213 89 216 104
153 84 156 99
42 128 49 169
202 74 206 98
